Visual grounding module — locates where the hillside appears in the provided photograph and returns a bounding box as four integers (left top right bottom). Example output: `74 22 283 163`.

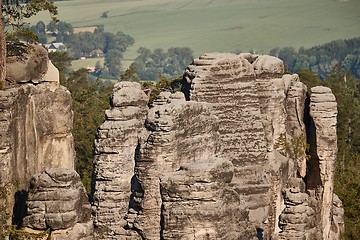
29 0 360 59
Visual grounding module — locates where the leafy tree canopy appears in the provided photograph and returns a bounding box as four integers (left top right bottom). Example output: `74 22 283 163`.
270 37 360 79
131 47 193 81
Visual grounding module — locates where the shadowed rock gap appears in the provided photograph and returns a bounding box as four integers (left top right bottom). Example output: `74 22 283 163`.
304 94 322 190
12 190 28 228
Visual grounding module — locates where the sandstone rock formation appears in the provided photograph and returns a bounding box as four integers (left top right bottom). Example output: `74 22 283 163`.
0 83 75 189
309 86 342 240
160 157 236 239
5 44 49 87
92 82 148 239
93 53 343 239
23 169 93 240
0 46 91 239
131 92 225 239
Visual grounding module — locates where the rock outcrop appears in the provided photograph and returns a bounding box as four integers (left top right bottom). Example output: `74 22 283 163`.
0 45 92 239
93 53 343 239
0 82 75 223
0 83 75 183
184 53 342 239
23 169 93 239
131 93 224 239
5 44 51 87
309 86 342 239
0 47 342 240
160 157 237 239
92 82 148 239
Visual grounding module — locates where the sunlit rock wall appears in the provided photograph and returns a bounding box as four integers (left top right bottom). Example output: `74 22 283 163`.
93 52 342 240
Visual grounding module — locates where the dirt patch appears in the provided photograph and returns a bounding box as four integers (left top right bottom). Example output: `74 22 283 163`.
73 26 97 34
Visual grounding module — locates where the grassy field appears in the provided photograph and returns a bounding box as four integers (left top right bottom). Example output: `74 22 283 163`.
30 0 360 59
71 58 133 71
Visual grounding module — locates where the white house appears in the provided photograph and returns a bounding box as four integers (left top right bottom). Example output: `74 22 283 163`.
43 42 67 53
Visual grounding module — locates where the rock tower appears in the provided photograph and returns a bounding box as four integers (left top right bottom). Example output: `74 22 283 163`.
0 45 92 239
93 53 343 239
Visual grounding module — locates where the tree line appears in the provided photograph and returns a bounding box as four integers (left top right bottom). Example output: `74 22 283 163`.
270 37 360 79
131 47 194 81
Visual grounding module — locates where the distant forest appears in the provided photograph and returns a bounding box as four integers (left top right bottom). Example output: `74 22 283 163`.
270 37 360 79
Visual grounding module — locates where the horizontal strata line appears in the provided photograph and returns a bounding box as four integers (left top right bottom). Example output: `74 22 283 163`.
221 145 267 152
218 122 264 129
231 186 270 195
230 182 270 189
220 139 266 145
231 158 268 166
191 88 257 94
192 80 256 87
219 127 265 133
191 95 260 101
191 77 256 86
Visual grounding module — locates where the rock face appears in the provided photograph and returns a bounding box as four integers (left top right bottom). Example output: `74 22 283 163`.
160 157 236 239
131 93 225 239
0 47 91 239
309 86 341 240
93 53 343 239
0 83 75 189
23 169 93 239
0 83 75 231
92 82 148 239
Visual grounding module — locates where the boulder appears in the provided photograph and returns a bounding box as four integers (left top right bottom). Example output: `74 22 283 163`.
5 45 48 87
23 169 93 239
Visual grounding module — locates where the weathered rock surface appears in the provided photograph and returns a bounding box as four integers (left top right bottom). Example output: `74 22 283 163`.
23 169 93 239
160 157 237 239
183 53 341 239
309 86 340 240
0 82 76 231
92 85 232 239
5 45 49 87
131 93 223 239
0 47 90 239
92 82 148 239
92 53 342 239
0 83 75 187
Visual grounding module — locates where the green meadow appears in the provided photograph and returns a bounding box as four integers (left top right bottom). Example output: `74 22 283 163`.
31 0 360 59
